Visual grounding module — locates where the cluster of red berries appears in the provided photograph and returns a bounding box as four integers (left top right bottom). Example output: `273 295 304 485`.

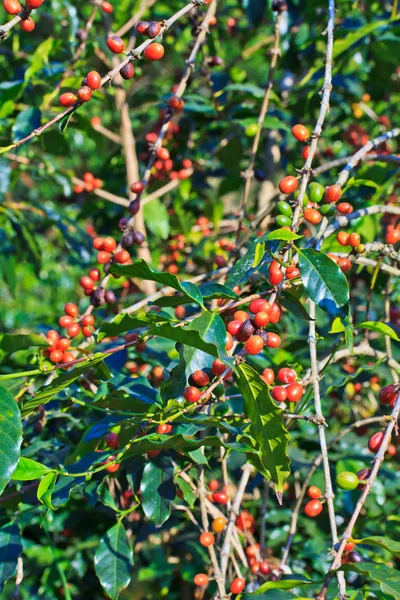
262 367 304 403
225 298 282 356
323 231 366 274
59 302 95 339
73 171 103 194
3 0 43 32
91 236 131 267
43 329 75 365
385 223 400 245
267 258 299 287
59 70 103 108
245 543 271 576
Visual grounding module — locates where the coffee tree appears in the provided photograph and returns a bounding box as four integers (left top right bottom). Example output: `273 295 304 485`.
0 0 400 598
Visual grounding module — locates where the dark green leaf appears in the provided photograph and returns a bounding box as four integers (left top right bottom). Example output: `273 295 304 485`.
94 523 133 600
356 536 400 558
0 386 22 495
0 333 48 363
342 562 400 600
12 107 41 141
280 293 310 321
140 456 175 527
226 237 279 287
0 522 22 593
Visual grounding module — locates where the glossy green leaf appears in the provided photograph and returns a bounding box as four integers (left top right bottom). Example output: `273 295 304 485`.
175 477 196 507
345 178 379 190
356 536 400 558
0 333 48 363
12 457 54 481
143 198 170 240
110 259 204 308
298 249 350 317
0 386 22 495
252 242 265 268
236 364 290 493
237 575 312 598
154 282 238 307
140 456 175 527
94 523 133 600
266 228 302 241
0 522 22 592
358 321 400 341
226 237 279 287
37 472 57 509
280 292 310 321
342 562 400 599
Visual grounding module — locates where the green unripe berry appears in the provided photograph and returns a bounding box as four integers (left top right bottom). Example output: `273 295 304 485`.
214 402 229 415
320 204 336 216
276 215 292 227
245 124 258 137
336 471 359 491
277 201 293 217
294 190 309 208
308 182 325 204
213 384 225 398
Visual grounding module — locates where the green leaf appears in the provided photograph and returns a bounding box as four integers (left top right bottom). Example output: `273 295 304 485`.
226 237 280 287
94 523 133 600
298 249 350 317
11 457 53 481
37 472 57 509
329 317 346 334
236 364 290 493
266 229 302 242
110 259 204 308
0 522 22 593
140 456 175 527
59 108 76 133
161 311 228 401
356 536 400 558
143 199 170 240
237 575 313 598
280 292 310 321
12 107 41 141
175 477 196 507
0 333 48 362
21 353 107 416
358 321 400 341
154 282 238 307
344 178 379 190
342 562 400 600
0 386 22 495
252 242 265 268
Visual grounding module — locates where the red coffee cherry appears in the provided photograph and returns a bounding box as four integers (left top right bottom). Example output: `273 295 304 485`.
212 359 227 376
304 499 323 517
81 315 95 327
59 315 74 328
199 532 215 547
386 229 400 245
101 1 113 13
144 42 165 61
103 237 117 252
64 303 78 318
120 63 135 80
279 176 298 194
89 268 101 281
269 302 281 324
225 332 234 351
212 491 229 504
147 21 162 38
62 351 75 363
259 560 270 574
156 424 172 434
157 147 170 160
191 370 210 387
49 349 64 364
20 16 35 31
249 298 268 314
286 382 304 402
338 257 352 273
265 332 281 348
130 181 144 194
57 338 70 351
303 207 322 224
325 185 342 203
379 384 397 406
114 250 130 264
230 578 245 594
245 335 264 355
67 324 81 338
302 145 311 160
337 231 350 246
105 456 120 473
25 0 43 7
307 485 321 499
59 93 77 107
268 260 283 285
183 386 201 403
107 35 125 54
168 96 184 111
261 368 274 385
77 86 93 103
292 124 309 142
271 386 287 402
348 232 361 247
253 312 270 328
4 0 22 14
368 431 388 453
105 432 119 450
233 310 249 322
194 574 209 587
337 202 353 214
97 251 111 264
136 20 150 34
227 320 242 336
277 367 297 384
87 71 102 90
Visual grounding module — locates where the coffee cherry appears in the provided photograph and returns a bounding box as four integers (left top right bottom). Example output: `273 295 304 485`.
286 383 304 402
308 182 325 204
225 332 234 351
261 368 274 385
386 229 400 245
91 116 101 127
292 124 309 142
25 0 43 7
77 86 92 103
337 232 350 246
249 298 268 314
89 268 101 281
136 20 150 34
64 303 78 318
4 0 22 14
336 471 359 491
344 542 355 552
304 499 323 517
194 574 209 587
379 384 397 406
212 359 227 376
271 386 287 402
199 532 214 547
46 330 59 345
245 124 258 137
183 386 201 403
348 551 363 563
269 260 283 285
325 185 342 203
212 491 229 504
253 312 270 328
168 95 184 110
156 423 172 434
307 486 321 499
144 42 164 61
117 63 134 80
147 21 162 38
20 16 35 31
191 370 210 387
302 146 311 160
81 315 95 327
265 332 281 348
67 323 81 338
87 71 102 90
304 207 322 224
211 517 226 533
230 578 245 594
157 147 170 160
57 338 70 351
62 352 75 364
277 367 296 384
114 250 130 264
107 35 125 54
356 467 371 489
132 231 145 246
50 349 64 364
245 335 264 355
368 431 388 452
238 320 256 340
348 232 361 247
337 202 353 214
59 93 77 107
279 176 298 194
59 315 74 328
227 320 241 336
338 257 352 273
105 432 119 450
105 456 120 473
101 1 113 13
233 310 249 322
